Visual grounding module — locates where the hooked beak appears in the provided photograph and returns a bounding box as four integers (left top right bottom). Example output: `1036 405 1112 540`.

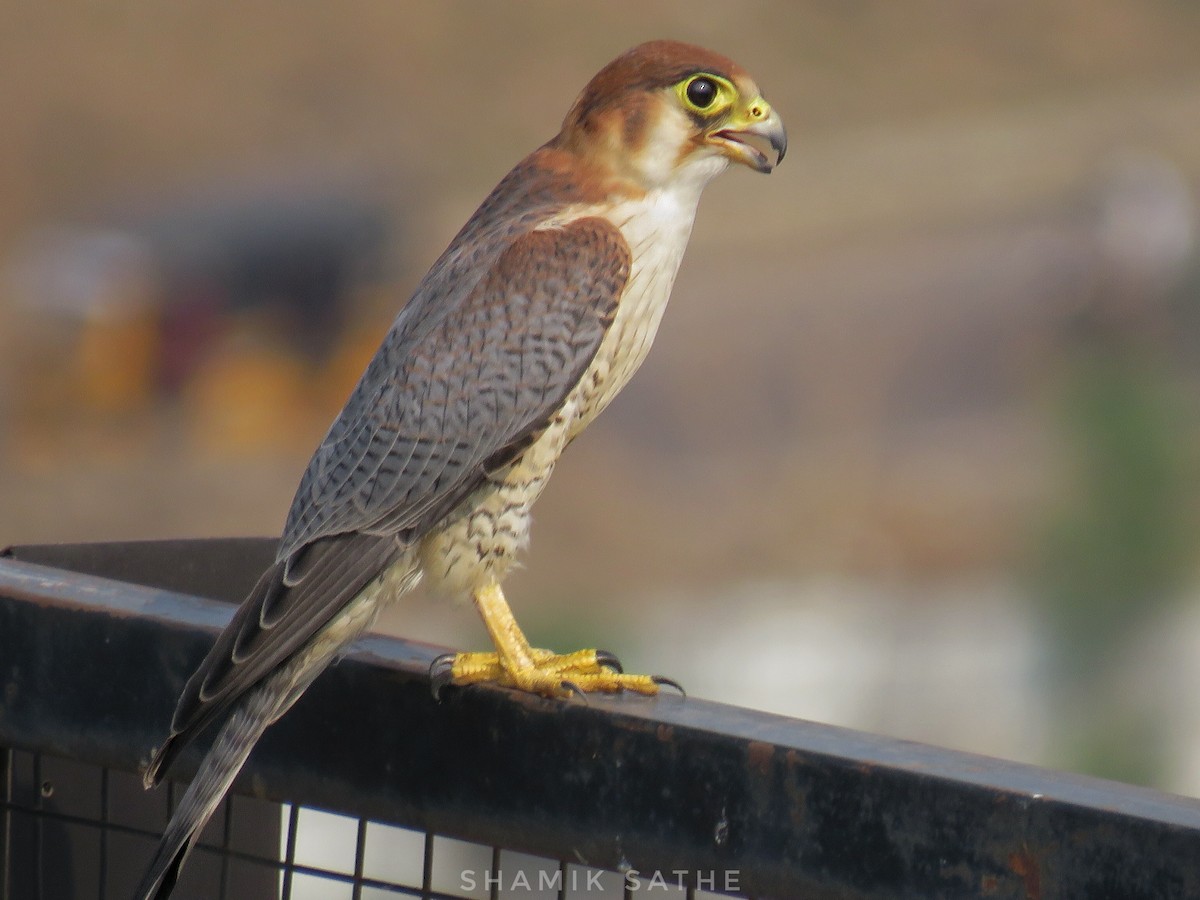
710 102 787 174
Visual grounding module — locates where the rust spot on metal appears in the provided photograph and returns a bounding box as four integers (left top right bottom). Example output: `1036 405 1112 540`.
1008 847 1043 900
780 749 808 827
747 740 773 776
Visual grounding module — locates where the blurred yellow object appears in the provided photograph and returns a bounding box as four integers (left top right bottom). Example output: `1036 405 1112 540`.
181 333 314 458
318 319 390 413
77 312 158 415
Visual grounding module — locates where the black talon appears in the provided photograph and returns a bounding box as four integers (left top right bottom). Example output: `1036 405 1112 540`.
595 649 624 673
561 680 588 703
652 675 686 697
429 653 456 700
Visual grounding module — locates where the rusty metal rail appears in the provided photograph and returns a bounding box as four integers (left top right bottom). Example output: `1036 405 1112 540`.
2 539 1200 898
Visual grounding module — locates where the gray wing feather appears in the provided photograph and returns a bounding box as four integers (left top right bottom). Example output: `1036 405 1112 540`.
147 214 630 782
282 215 629 554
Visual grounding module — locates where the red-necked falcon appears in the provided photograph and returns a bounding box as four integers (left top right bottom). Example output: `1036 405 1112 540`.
134 39 785 899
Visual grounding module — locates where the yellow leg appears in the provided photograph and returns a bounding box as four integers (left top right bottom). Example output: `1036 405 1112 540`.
441 581 665 698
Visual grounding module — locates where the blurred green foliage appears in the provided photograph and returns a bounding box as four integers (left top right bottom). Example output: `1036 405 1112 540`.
1038 349 1191 674
1032 311 1198 783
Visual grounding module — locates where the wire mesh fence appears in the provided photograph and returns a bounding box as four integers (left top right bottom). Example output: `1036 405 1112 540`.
1 747 740 900
0 748 744 900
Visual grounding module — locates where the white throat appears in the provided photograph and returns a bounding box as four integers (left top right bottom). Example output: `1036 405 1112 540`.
566 174 715 433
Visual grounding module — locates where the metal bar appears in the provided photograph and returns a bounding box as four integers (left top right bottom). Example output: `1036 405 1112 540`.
32 753 43 900
421 831 433 900
1 538 277 605
99 767 110 900
218 792 232 900
351 816 367 900
280 804 300 900
0 748 10 900
2 543 1200 898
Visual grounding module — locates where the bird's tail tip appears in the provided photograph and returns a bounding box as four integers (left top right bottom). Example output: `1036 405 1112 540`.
131 832 190 900
141 736 179 790
140 758 159 791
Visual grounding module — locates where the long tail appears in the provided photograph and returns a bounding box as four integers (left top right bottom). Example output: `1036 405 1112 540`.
132 670 294 900
133 560 422 899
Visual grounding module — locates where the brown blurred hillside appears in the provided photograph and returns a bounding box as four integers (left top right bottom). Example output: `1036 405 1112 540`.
2 0 1200 608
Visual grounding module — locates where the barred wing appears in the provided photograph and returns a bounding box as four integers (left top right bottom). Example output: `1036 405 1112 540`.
148 216 630 780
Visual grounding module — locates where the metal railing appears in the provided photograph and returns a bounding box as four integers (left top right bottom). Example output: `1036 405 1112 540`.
2 539 1199 898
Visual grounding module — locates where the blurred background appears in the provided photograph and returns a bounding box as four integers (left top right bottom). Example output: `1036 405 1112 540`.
3 1 1199 795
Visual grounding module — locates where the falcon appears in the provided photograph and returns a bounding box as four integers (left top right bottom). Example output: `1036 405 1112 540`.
134 39 785 899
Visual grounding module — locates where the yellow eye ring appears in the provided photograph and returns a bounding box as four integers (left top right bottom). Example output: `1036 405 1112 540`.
677 73 736 115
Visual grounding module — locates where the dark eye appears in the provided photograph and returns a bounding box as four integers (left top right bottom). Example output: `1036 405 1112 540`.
686 76 718 109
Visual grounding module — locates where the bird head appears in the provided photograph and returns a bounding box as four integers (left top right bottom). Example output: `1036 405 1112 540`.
556 40 787 192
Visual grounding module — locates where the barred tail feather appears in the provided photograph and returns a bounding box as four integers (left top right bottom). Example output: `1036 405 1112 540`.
133 675 291 900
134 557 421 900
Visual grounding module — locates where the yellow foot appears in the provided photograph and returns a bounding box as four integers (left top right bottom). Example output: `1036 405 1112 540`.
436 582 683 700
430 647 679 699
